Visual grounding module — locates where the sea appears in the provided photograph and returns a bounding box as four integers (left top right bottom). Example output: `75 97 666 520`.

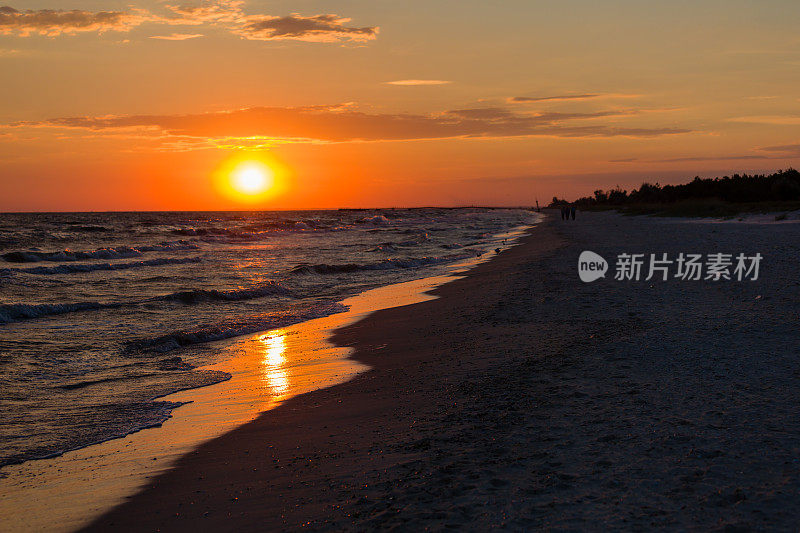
0 208 536 470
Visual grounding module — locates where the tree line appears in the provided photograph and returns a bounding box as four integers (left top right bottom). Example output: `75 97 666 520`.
549 168 800 208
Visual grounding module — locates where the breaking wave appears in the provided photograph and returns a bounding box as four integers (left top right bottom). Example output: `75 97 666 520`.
360 215 391 225
0 301 119 325
290 253 471 275
1 241 198 263
126 301 348 354
153 281 293 304
4 257 202 276
0 280 293 324
170 220 331 242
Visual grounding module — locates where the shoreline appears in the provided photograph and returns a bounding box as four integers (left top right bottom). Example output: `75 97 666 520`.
0 222 537 533
79 216 562 531
78 210 800 530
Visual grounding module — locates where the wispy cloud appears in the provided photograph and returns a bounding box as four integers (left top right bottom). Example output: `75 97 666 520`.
759 143 800 156
232 14 378 42
149 33 203 41
509 93 641 103
447 107 638 121
655 155 771 162
385 80 452 86
0 2 378 43
10 104 692 149
0 5 147 36
611 154 785 163
509 94 599 103
162 0 244 25
164 2 378 43
729 116 800 125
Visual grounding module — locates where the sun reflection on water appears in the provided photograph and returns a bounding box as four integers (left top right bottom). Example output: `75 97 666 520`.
260 330 289 397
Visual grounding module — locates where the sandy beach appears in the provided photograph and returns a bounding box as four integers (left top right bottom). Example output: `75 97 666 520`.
70 210 799 531
5 1 800 529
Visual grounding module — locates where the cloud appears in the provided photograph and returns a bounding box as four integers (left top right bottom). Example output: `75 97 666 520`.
0 2 378 43
729 116 800 125
0 5 147 36
386 80 452 86
759 143 800 156
233 14 378 42
149 33 203 40
163 0 245 24
510 94 600 103
655 155 771 162
509 93 641 103
12 104 692 146
447 108 638 122
611 154 789 163
446 107 518 120
164 2 377 43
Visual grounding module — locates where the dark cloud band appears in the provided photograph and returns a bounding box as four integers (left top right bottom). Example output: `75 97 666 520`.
0 5 144 36
14 105 692 143
0 2 378 42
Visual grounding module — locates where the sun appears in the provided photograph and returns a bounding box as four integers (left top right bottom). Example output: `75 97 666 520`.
212 154 290 204
231 162 274 195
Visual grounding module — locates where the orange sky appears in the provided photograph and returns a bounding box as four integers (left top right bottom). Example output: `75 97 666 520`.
1 0 800 211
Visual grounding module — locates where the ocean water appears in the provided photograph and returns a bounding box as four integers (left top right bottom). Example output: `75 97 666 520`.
0 208 535 470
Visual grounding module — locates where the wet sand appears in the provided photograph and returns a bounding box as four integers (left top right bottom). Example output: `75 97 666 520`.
83 211 800 531
0 272 475 532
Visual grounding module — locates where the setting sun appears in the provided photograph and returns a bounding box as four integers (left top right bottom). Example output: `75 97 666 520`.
213 155 290 204
232 162 274 195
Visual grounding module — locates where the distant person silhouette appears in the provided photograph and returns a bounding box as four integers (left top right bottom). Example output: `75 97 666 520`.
570 206 576 220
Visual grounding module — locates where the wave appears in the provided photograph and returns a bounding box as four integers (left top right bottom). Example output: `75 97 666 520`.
0 301 119 325
291 263 363 275
137 241 198 253
172 227 244 237
1 241 198 263
171 220 325 241
360 215 391 225
368 243 399 253
2 248 140 263
57 358 195 390
154 281 293 304
291 253 471 275
126 301 348 354
69 225 111 233
58 374 148 391
368 233 431 252
4 257 201 276
0 280 292 325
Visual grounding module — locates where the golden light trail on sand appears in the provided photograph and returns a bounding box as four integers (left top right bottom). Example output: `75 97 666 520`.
260 330 289 397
